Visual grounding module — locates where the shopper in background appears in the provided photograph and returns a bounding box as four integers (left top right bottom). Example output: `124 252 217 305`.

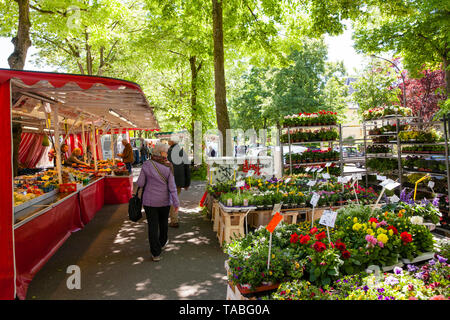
118 139 134 174
167 136 191 228
136 142 180 262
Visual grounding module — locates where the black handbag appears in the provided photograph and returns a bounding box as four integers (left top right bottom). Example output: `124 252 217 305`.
128 186 144 222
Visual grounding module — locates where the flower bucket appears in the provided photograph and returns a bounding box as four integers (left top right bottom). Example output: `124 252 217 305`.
237 282 280 295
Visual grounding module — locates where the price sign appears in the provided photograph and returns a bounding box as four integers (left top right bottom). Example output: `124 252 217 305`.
307 180 317 187
390 195 400 203
285 178 291 184
337 176 343 183
385 181 401 191
356 173 363 180
310 167 317 172
236 180 245 188
246 170 255 177
317 168 324 173
319 210 337 228
243 199 249 206
377 175 387 181
227 199 233 207
322 173 331 180
428 181 435 189
380 179 394 187
310 193 320 207
325 162 332 167
272 203 282 216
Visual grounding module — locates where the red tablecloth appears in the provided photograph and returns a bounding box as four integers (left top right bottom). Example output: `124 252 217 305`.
14 193 83 300
104 176 133 205
79 178 105 225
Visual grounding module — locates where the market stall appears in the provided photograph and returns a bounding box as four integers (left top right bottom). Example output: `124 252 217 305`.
0 69 159 300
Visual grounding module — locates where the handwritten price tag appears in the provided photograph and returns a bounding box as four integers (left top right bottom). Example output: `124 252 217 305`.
310 193 320 207
319 210 337 228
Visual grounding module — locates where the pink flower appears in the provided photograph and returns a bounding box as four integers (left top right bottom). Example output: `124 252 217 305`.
378 241 384 248
430 295 447 300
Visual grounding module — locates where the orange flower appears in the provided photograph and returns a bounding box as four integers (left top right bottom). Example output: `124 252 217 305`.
398 212 403 218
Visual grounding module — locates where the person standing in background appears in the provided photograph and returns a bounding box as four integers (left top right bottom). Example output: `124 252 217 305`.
167 136 191 228
118 139 134 174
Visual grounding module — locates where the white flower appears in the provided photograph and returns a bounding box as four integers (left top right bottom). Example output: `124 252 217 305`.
410 216 423 225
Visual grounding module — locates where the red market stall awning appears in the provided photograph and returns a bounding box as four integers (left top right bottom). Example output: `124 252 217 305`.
0 69 159 299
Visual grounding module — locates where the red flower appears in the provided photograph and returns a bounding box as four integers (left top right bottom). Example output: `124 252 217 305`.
313 241 327 252
290 233 299 244
387 225 398 235
341 250 351 259
369 217 378 224
315 231 326 241
299 234 311 244
400 231 412 244
335 241 346 252
309 227 318 235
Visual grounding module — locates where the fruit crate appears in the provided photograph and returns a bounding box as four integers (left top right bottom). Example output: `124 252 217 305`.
13 189 58 214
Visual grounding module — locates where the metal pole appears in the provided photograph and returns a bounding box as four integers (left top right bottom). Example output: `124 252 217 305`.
363 122 368 188
91 125 98 172
52 104 63 184
81 120 87 163
396 116 403 189
339 123 343 180
288 127 292 176
443 114 450 212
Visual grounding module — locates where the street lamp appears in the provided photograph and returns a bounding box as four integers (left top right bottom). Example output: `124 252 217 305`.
370 54 407 110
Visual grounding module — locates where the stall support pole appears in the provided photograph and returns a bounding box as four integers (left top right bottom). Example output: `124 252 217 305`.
52 104 63 184
91 125 98 172
111 133 116 165
81 121 87 163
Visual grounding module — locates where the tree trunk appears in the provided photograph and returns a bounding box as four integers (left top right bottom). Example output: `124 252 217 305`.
8 0 31 70
189 56 203 142
212 0 231 156
444 56 450 96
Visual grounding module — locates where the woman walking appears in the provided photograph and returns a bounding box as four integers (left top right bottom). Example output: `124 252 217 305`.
136 142 180 261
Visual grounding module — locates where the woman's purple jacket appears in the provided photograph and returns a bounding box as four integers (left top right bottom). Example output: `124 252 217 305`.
136 160 180 208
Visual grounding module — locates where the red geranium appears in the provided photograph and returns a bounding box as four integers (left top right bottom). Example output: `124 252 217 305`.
369 217 378 224
341 250 351 259
299 234 311 244
315 231 326 241
309 227 318 235
400 231 413 244
290 233 299 244
387 226 398 235
313 241 327 252
335 241 346 252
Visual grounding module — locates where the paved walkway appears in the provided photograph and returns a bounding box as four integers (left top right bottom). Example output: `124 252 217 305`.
26 176 228 300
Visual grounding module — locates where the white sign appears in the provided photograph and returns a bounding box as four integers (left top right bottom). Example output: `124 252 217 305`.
385 181 401 191
246 170 255 177
319 210 337 228
377 175 387 181
325 162 332 167
390 195 400 203
307 180 317 187
236 180 245 188
285 178 291 184
322 173 331 180
310 193 320 207
227 199 233 207
243 199 249 206
428 181 435 189
356 173 363 180
317 168 324 173
272 203 282 216
305 167 312 172
380 178 394 187
310 167 317 172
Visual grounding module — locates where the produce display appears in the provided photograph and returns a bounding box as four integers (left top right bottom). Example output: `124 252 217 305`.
282 110 338 128
13 159 128 209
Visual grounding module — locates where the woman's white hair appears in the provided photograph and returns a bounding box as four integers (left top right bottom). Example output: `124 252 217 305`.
152 142 169 156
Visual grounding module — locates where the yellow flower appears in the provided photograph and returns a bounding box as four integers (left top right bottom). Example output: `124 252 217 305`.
352 223 362 231
362 223 367 230
377 233 389 244
372 222 377 229
286 289 290 294
388 229 394 236
353 217 358 223
272 254 275 259
295 263 300 269
269 271 273 275
367 228 374 235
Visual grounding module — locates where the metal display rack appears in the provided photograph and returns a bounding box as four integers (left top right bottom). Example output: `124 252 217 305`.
362 114 450 222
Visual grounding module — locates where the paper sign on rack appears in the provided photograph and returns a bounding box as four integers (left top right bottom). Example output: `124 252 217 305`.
325 162 332 167
377 175 387 181
236 180 245 188
385 181 400 191
272 203 282 216
285 178 291 184
305 167 312 172
428 181 435 189
322 173 331 180
390 195 400 203
317 168 324 173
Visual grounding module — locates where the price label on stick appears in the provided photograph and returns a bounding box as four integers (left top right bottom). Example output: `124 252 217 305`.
305 167 312 172
356 173 363 180
307 180 317 187
317 168 324 173
236 180 245 188
266 212 283 233
322 173 331 180
310 167 317 172
380 179 394 188
377 175 387 181
385 181 401 191
390 195 400 203
272 203 282 216
325 162 332 167
319 210 337 228
428 181 435 189
246 170 255 177
310 193 320 207
285 178 291 184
